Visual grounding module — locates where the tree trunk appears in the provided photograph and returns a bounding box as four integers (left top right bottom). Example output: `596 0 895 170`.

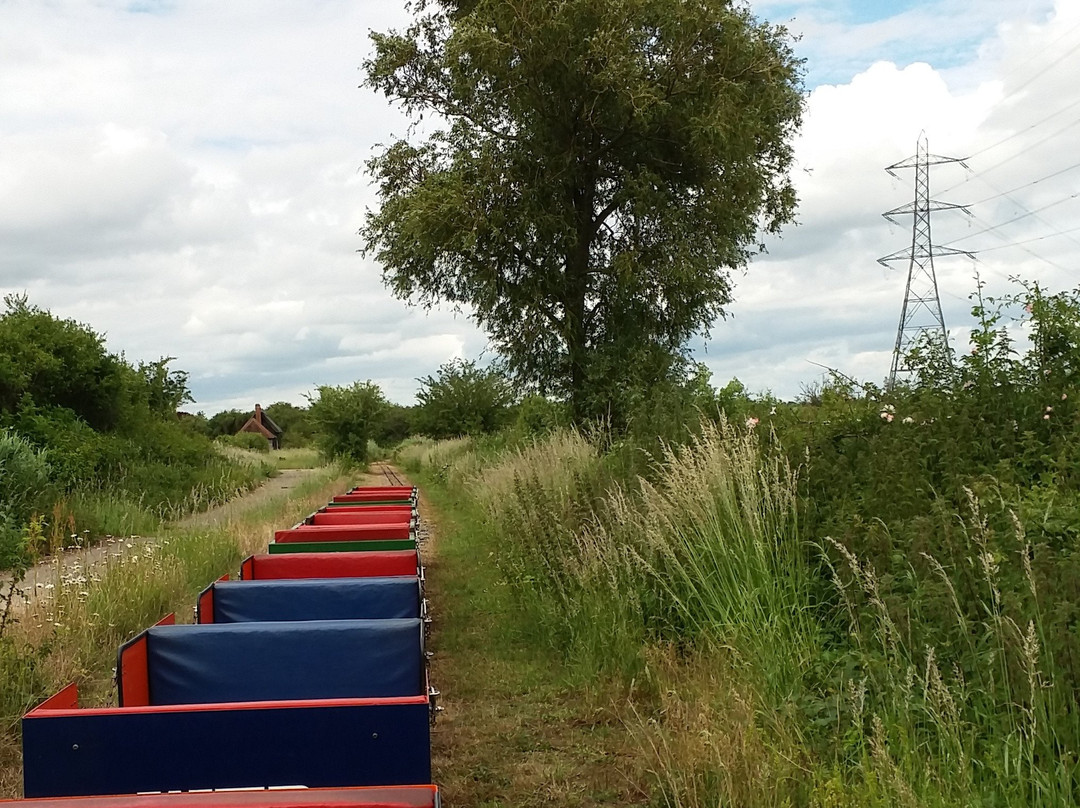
565 247 588 422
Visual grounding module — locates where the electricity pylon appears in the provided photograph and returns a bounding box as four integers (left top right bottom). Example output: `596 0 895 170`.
879 133 973 385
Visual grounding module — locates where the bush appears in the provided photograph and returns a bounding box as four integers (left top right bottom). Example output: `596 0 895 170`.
415 359 513 438
307 381 387 463
216 432 270 452
512 394 564 438
0 298 275 571
0 431 51 568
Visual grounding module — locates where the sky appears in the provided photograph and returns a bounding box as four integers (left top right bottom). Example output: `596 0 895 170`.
0 0 1077 413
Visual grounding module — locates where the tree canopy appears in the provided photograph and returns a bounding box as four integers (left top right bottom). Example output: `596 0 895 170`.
415 358 513 438
362 0 804 420
306 381 387 463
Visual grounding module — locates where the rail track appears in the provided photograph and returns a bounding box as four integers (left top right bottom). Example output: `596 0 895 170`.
375 462 407 487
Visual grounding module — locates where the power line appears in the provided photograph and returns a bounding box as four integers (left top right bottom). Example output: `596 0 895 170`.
964 95 1080 162
934 20 1080 196
993 15 1080 84
965 158 1080 206
943 192 1080 247
974 222 1080 255
940 114 1080 195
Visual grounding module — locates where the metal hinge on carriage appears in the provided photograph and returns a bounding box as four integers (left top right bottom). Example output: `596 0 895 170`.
428 685 443 725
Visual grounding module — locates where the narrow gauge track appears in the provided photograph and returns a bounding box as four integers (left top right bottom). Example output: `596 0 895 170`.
375 463 406 487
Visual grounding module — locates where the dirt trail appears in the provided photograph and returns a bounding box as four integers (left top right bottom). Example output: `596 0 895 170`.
0 468 321 609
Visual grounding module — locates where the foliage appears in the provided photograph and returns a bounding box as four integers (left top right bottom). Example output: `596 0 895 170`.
362 0 804 421
415 358 513 438
404 276 1080 805
137 357 194 416
0 432 51 569
206 409 250 438
372 402 417 447
216 432 270 452
0 299 273 571
512 394 565 439
306 381 387 463
0 294 123 430
264 402 316 448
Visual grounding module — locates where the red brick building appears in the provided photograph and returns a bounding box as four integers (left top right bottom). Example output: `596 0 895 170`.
238 404 284 450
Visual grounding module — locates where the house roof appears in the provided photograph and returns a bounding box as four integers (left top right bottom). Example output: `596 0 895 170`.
238 405 283 441
259 409 283 436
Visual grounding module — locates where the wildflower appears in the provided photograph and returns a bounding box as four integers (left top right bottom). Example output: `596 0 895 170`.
1025 303 1033 314
882 404 896 413
1046 406 1053 413
1044 414 1051 420
769 406 777 415
1063 393 1068 401
880 411 894 422
902 416 914 424
746 416 760 430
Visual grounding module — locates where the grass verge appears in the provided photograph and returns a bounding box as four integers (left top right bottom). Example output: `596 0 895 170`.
418 471 652 807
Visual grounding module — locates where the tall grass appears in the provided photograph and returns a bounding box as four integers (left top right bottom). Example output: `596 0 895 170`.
820 494 1080 806
418 420 1080 806
397 435 481 486
470 429 620 666
598 419 818 707
269 448 324 470
465 421 817 696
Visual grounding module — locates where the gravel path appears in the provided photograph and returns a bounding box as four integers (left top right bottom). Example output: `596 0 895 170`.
0 467 322 612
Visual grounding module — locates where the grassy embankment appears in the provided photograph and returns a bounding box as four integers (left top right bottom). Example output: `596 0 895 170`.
410 432 790 807
0 454 351 798
418 466 649 807
403 421 1080 808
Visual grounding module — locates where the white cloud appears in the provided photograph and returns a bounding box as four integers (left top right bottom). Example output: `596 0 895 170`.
698 0 1080 396
0 0 1077 412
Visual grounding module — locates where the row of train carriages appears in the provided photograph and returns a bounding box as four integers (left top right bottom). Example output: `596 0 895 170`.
7 485 443 808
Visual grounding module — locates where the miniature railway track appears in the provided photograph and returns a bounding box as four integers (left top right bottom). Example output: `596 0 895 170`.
376 463 406 487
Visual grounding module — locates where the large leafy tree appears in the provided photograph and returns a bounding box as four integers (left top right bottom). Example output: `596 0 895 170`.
362 0 803 420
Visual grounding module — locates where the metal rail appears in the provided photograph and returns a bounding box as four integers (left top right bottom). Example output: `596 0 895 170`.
376 462 405 487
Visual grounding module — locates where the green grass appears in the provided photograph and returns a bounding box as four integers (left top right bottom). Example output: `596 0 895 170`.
405 423 1080 807
417 472 652 807
271 448 324 469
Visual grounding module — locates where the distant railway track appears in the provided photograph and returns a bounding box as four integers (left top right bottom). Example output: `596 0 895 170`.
375 462 406 487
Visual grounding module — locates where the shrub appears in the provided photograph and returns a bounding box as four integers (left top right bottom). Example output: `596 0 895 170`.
0 431 51 568
307 381 387 463
216 432 270 452
512 394 564 438
415 359 513 438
